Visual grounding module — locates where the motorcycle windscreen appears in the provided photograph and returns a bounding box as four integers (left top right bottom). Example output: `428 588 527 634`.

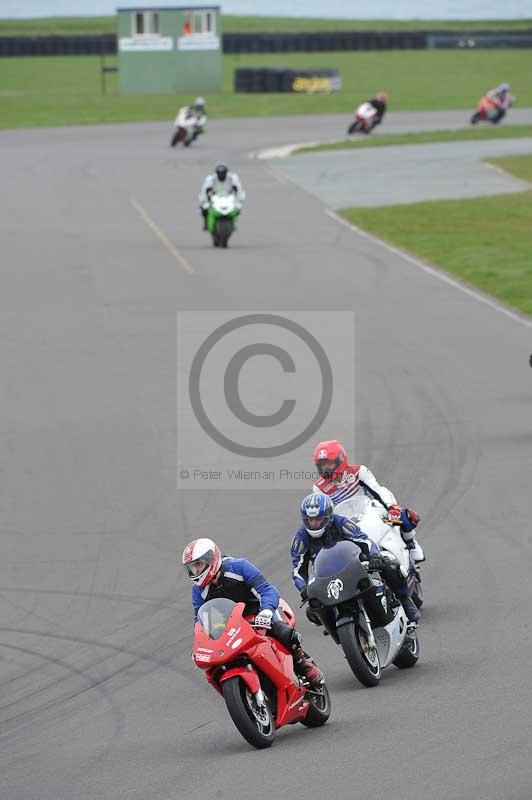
313 540 362 578
197 597 236 640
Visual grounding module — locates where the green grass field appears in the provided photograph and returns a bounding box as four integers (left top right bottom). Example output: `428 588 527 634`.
1 49 531 130
340 155 532 316
488 154 532 182
0 16 531 35
296 126 532 155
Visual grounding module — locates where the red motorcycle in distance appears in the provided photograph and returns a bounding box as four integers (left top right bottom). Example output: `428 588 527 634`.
470 95 511 125
192 597 330 749
347 102 379 134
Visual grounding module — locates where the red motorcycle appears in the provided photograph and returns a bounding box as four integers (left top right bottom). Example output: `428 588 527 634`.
347 102 379 134
192 597 330 749
470 95 508 125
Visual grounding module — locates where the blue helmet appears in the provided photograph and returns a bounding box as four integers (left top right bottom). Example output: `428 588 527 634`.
499 82 510 92
300 492 334 538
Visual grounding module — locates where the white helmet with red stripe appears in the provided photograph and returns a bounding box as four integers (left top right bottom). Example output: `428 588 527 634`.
182 538 222 588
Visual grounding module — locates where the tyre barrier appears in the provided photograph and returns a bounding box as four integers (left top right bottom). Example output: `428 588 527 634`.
225 31 426 53
235 67 342 94
0 34 116 57
1 29 530 58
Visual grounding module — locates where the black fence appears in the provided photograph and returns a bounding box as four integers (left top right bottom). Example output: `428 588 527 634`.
235 67 342 93
224 31 426 53
0 29 530 58
0 34 116 57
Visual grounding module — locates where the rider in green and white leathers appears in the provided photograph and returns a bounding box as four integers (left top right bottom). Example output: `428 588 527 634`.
199 164 245 230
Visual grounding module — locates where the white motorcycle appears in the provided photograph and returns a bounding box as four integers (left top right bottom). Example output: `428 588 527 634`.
347 102 379 134
170 109 206 148
345 494 423 609
307 539 419 687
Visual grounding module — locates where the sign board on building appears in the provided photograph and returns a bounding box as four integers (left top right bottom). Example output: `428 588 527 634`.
119 36 173 51
177 34 220 50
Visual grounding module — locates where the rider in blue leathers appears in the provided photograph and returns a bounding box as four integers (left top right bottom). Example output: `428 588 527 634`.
182 537 324 687
291 493 420 623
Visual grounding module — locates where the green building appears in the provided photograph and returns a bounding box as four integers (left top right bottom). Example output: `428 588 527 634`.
117 5 222 95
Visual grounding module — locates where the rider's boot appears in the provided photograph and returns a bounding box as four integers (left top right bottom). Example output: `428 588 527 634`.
402 530 425 562
292 645 324 688
400 593 420 624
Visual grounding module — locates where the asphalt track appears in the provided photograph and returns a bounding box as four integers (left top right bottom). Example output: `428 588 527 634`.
1 110 532 800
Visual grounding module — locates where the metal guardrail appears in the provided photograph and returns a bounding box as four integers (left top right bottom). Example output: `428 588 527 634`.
426 33 532 48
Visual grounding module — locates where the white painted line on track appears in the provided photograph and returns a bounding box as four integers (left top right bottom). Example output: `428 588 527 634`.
325 208 532 330
130 196 194 275
251 141 321 159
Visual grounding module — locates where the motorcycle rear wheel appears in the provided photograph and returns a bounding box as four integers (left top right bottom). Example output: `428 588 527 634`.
300 683 331 728
338 621 381 687
392 629 420 669
412 577 424 609
223 676 275 749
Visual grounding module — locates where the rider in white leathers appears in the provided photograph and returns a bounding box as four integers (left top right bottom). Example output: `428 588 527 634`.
198 164 245 230
311 439 425 563
171 97 207 147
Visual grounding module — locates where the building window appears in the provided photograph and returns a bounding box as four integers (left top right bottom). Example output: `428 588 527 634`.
183 10 216 36
131 11 160 36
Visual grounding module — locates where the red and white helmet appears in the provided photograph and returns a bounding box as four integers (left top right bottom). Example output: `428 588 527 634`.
313 440 348 480
182 538 222 588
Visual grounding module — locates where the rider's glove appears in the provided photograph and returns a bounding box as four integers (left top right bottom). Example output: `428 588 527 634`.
254 609 273 629
387 504 402 523
299 586 308 602
366 557 386 572
403 507 420 526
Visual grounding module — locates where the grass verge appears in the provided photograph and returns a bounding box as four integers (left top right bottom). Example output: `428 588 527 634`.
339 155 532 316
1 50 531 130
295 126 532 155
487 154 532 182
1 16 531 36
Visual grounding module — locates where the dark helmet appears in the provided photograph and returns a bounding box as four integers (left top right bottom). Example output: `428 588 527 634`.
215 164 228 181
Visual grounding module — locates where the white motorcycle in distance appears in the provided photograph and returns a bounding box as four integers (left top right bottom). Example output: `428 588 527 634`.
346 495 423 609
170 108 206 148
347 102 379 134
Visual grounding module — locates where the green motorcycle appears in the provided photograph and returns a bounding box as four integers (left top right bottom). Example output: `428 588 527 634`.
207 192 241 248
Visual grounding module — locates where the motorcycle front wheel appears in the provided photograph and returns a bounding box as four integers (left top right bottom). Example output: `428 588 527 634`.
215 218 233 248
223 676 275 749
338 621 381 687
470 112 481 125
347 121 360 134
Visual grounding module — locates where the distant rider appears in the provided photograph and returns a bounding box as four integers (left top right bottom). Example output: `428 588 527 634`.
485 83 515 123
311 439 424 563
198 164 245 230
367 91 388 126
171 96 207 147
291 493 420 624
182 537 324 687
